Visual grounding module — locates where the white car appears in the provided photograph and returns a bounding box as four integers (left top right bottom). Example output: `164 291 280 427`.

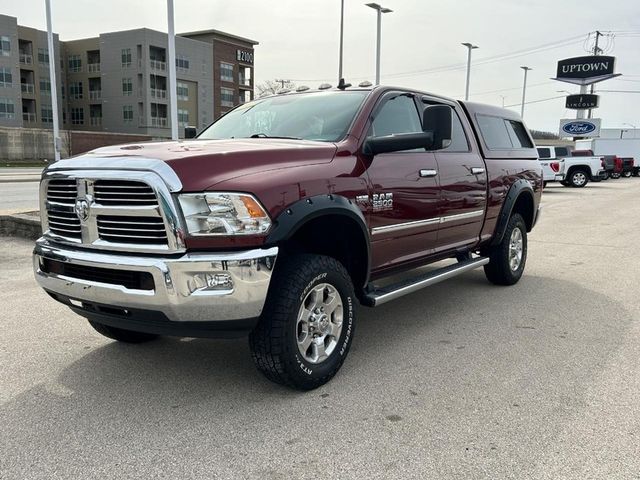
537 145 604 188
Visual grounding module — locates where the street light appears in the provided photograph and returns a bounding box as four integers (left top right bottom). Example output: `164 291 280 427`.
520 66 532 118
461 42 478 101
338 0 344 82
499 95 506 108
366 3 392 85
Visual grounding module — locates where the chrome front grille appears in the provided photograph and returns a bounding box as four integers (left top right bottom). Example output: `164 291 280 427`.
94 180 159 206
46 179 81 240
97 215 168 244
41 166 185 253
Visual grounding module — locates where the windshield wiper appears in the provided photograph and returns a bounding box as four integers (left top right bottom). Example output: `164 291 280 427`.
248 133 302 140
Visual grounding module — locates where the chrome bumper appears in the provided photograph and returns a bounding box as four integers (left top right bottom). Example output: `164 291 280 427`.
33 238 277 322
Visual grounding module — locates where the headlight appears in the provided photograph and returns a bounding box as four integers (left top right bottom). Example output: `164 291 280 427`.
178 192 272 236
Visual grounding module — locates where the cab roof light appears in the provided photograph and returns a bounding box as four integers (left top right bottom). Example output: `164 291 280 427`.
296 85 310 92
276 88 292 94
358 81 373 87
318 83 332 90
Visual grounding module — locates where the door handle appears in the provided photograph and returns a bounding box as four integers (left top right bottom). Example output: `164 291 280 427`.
419 169 438 178
471 167 485 175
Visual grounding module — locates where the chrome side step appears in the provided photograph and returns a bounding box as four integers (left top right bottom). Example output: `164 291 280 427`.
363 256 490 307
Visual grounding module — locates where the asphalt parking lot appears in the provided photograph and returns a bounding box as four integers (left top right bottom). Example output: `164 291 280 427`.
1 179 639 479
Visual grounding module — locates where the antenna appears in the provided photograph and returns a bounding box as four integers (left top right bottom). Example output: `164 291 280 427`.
337 78 352 90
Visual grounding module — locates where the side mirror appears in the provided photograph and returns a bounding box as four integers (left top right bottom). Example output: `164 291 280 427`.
184 126 197 139
422 105 452 150
363 131 434 156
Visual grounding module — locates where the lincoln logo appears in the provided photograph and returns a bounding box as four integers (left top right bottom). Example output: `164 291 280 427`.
74 198 90 222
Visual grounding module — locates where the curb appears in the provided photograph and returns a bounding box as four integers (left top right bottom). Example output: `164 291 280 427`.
0 212 42 240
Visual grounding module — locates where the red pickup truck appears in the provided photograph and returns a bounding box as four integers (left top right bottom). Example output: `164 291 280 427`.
34 85 542 390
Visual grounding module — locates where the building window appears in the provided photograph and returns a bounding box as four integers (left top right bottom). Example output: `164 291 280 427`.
0 67 12 88
220 87 234 107
220 62 234 83
121 48 132 68
0 36 10 57
41 106 53 123
178 108 189 126
68 54 82 72
177 82 188 101
38 48 49 64
122 77 133 96
123 105 133 123
150 102 167 127
70 107 84 125
39 77 51 95
0 98 15 118
69 81 83 99
176 54 189 71
61 81 65 99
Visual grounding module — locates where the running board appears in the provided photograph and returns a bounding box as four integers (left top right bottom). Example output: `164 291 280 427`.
363 256 490 307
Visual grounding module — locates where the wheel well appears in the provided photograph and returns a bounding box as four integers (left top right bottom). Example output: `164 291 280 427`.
566 165 589 176
282 214 369 292
511 192 534 231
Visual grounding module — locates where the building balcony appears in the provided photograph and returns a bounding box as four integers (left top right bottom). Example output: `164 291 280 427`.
151 116 168 127
21 83 35 94
88 63 100 73
90 117 102 126
23 112 37 123
239 76 251 87
89 90 102 100
19 53 33 65
151 88 167 99
150 60 166 71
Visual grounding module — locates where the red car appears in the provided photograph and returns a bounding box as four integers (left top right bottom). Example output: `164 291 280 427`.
34 85 542 389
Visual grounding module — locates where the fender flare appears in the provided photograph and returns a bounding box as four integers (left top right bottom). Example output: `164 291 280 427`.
265 194 371 284
490 179 535 246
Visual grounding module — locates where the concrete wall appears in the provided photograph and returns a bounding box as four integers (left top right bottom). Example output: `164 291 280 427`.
0 126 152 162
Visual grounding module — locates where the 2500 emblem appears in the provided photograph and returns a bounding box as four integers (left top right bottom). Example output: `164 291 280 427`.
355 193 393 211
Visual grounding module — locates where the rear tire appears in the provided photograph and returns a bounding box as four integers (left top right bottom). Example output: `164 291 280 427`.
622 171 632 178
249 254 356 390
602 172 610 180
611 172 621 179
568 169 589 188
483 213 527 286
88 320 159 343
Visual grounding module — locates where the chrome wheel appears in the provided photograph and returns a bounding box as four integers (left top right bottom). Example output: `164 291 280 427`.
296 283 343 364
572 171 587 186
508 227 524 271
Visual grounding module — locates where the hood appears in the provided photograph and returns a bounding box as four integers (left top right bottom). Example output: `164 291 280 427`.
83 138 338 191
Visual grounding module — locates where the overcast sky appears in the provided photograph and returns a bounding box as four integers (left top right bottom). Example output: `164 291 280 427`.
4 0 639 132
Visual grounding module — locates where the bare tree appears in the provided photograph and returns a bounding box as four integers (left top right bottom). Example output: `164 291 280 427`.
256 79 297 97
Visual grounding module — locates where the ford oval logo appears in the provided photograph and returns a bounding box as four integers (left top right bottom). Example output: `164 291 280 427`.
562 121 596 134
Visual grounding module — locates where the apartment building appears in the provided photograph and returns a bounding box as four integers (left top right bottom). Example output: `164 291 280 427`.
0 14 258 137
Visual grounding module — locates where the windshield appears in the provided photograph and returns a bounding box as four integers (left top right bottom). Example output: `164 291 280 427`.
198 91 368 142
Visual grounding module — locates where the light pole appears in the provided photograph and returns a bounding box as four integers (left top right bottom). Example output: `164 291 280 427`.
167 0 178 140
499 95 506 108
520 66 532 118
338 0 344 82
462 43 478 101
366 3 392 85
45 0 60 161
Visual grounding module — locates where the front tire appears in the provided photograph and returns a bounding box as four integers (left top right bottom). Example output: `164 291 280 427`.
249 254 356 390
568 169 589 188
88 320 159 343
622 171 632 178
483 213 527 286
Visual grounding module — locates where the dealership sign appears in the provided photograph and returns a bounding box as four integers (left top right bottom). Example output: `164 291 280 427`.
559 118 601 137
565 94 599 110
553 56 620 85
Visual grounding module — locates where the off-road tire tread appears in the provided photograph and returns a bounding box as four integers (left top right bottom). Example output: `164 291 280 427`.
484 213 527 286
249 254 355 390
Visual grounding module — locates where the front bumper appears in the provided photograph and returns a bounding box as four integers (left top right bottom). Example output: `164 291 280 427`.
33 238 278 324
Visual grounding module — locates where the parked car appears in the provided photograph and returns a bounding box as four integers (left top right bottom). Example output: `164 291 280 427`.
537 145 604 187
603 155 624 179
33 86 542 390
575 138 640 176
536 146 570 186
621 158 635 178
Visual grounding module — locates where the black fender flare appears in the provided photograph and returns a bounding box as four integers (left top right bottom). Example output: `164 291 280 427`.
490 179 535 246
265 194 371 284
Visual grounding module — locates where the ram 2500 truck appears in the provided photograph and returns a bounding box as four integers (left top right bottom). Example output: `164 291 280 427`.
33 85 542 390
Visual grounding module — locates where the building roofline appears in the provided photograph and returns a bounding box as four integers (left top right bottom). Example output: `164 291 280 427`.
179 28 259 46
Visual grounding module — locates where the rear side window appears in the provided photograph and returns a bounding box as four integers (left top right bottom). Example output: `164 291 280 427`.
537 147 551 158
476 115 512 149
477 114 533 150
506 120 533 148
370 94 422 137
555 147 569 157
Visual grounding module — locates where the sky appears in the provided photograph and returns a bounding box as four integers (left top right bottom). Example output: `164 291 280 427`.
4 0 640 132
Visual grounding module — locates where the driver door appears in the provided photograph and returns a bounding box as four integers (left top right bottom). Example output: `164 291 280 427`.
360 91 441 273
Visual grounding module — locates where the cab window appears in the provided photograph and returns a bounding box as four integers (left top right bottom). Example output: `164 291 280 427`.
369 94 422 137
